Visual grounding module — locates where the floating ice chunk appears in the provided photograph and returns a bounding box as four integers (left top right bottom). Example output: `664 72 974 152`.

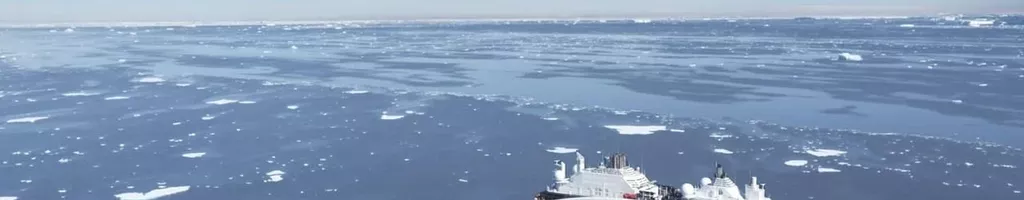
0 196 15 200
64 28 74 33
709 133 733 138
58 158 71 163
817 167 841 173
805 149 847 157
899 24 915 28
238 101 256 104
458 179 469 183
838 53 863 61
104 96 130 100
135 77 166 83
6 116 49 123
380 114 404 120
206 99 238 105
344 90 369 94
265 170 285 182
114 186 190 200
669 129 685 133
174 83 191 87
62 91 100 97
545 147 578 154
286 105 299 110
951 99 963 104
181 152 206 158
784 160 808 166
713 149 734 154
542 117 559 121
201 115 215 120
604 125 666 135
118 59 127 63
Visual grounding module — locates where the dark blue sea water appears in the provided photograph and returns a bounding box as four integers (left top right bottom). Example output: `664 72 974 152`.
1 17 1023 200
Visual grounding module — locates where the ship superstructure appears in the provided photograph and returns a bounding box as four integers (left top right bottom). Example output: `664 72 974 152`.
535 152 771 200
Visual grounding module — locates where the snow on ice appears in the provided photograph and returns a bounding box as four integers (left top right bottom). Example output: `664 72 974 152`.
604 125 666 135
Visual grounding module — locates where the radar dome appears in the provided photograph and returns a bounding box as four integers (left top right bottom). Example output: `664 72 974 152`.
681 183 695 195
700 177 712 185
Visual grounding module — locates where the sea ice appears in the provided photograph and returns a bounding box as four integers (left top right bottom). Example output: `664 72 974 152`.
135 77 166 83
784 160 808 166
238 101 256 104
817 167 841 173
0 196 15 200
201 115 215 120
458 179 469 183
542 117 559 121
286 105 299 110
805 149 847 157
265 170 285 182
604 125 666 135
104 96 130 100
6 116 49 123
114 186 190 200
181 152 206 158
206 99 238 105
713 149 734 154
546 147 579 154
344 90 369 94
838 53 863 61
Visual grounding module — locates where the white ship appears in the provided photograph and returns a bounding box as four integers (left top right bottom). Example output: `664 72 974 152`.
534 152 771 200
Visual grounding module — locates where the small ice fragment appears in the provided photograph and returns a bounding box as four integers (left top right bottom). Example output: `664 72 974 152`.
135 77 166 83
542 117 558 121
669 129 685 133
201 115 215 120
206 99 238 105
181 152 206 158
604 125 666 135
104 96 130 100
58 158 70 163
286 105 299 110
713 149 734 154
380 114 404 120
265 170 286 182
784 160 808 166
6 116 49 123
545 147 578 154
458 179 468 183
118 59 127 63
62 91 100 97
344 90 368 94
817 167 841 173
114 186 190 200
838 53 863 61
238 100 256 104
899 24 915 28
952 99 963 104
805 149 847 157
290 45 298 49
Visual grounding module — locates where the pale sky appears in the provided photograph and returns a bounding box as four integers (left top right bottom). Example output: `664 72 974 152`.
1 0 1021 22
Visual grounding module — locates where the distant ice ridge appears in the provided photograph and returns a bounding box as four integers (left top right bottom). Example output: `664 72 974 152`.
838 53 863 61
546 147 579 154
114 186 190 200
6 116 49 123
603 125 666 135
806 149 847 157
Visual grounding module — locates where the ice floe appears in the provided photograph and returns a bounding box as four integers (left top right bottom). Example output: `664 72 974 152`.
6 116 49 123
238 100 256 104
817 167 841 173
805 149 847 157
114 186 190 200
838 53 863 61
286 105 299 110
62 91 100 97
713 149 734 154
181 152 206 158
546 147 579 154
603 125 666 135
709 132 733 138
669 129 685 133
458 179 469 183
265 170 285 182
201 115 215 120
542 117 559 121
344 90 369 94
380 114 404 120
104 96 130 100
0 196 16 200
205 99 238 105
135 77 166 83
784 160 809 166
